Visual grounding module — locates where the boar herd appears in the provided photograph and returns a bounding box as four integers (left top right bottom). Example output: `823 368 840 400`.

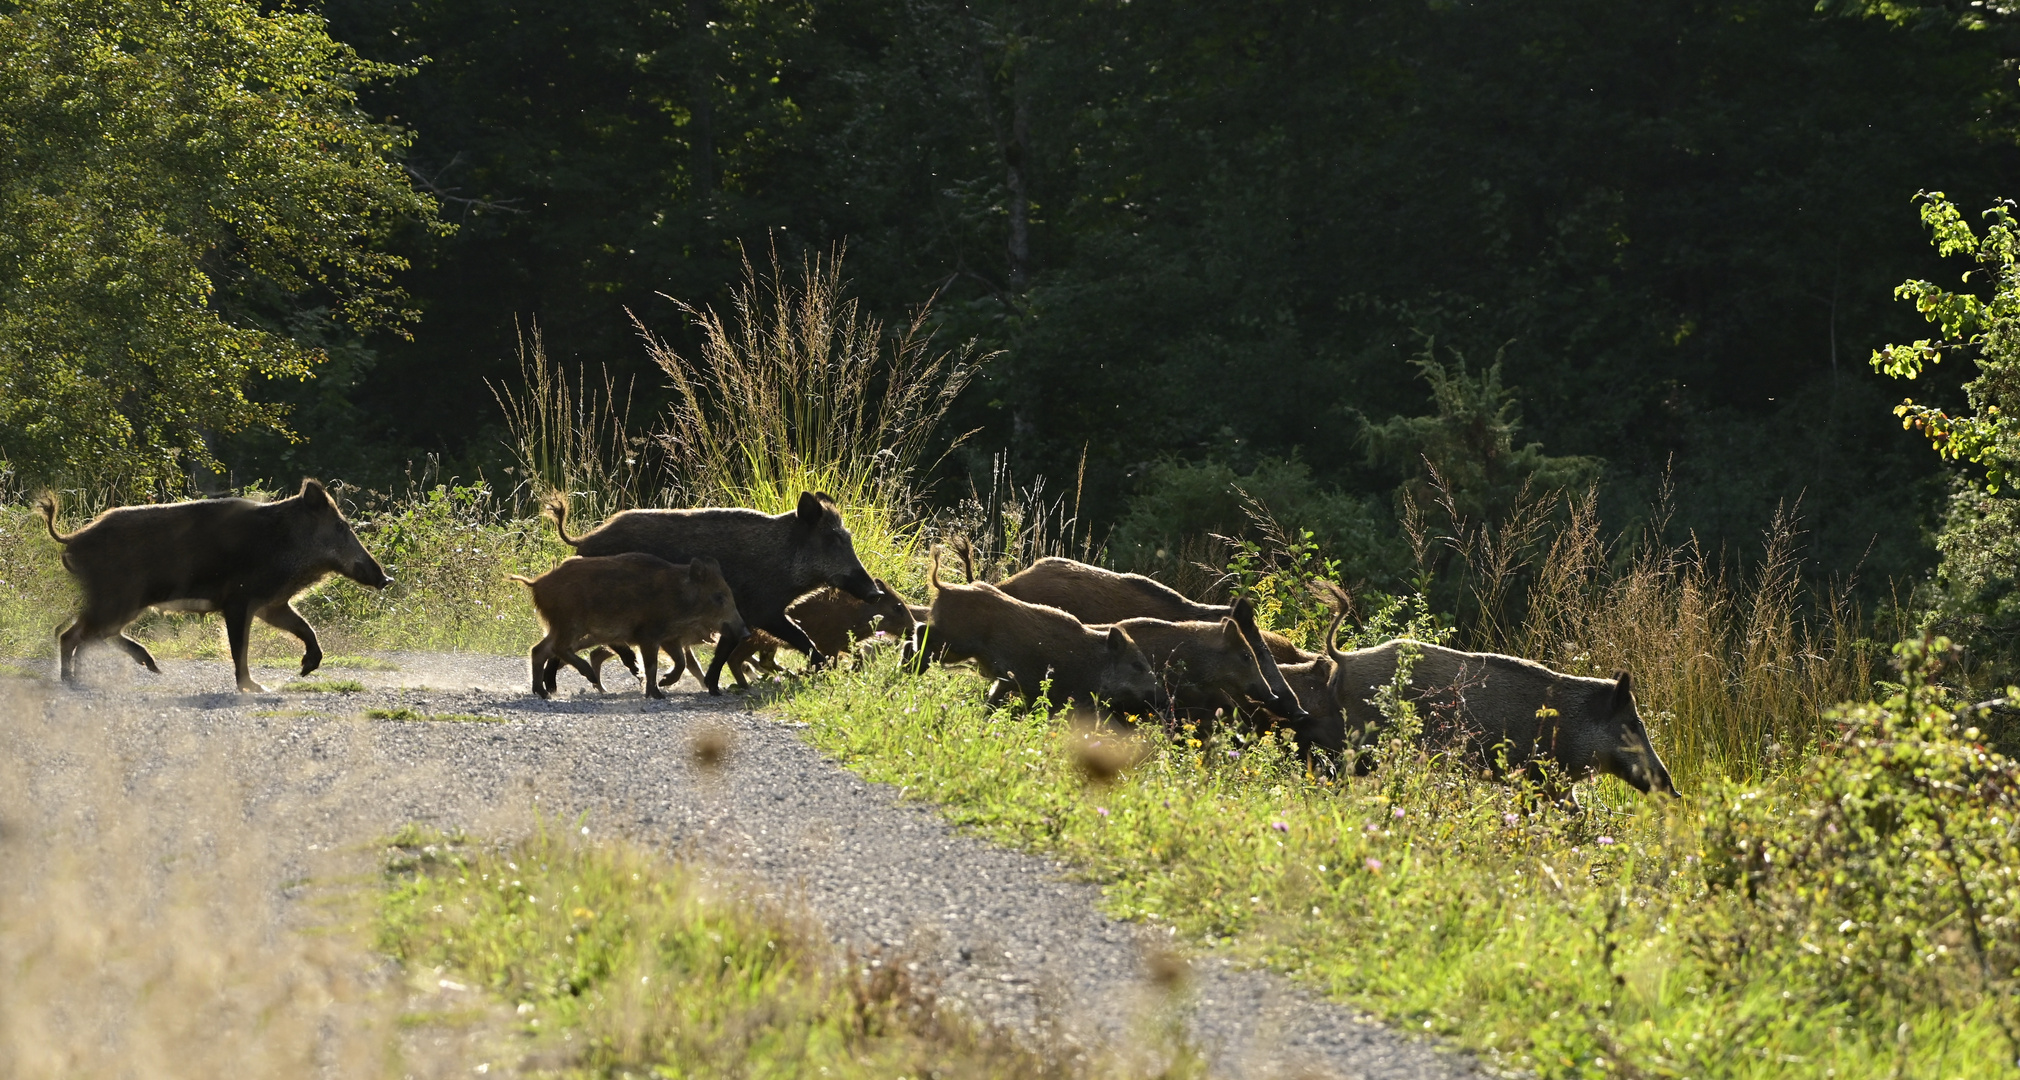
35 482 1677 801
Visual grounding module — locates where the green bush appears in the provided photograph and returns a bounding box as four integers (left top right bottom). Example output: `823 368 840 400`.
1110 456 1400 588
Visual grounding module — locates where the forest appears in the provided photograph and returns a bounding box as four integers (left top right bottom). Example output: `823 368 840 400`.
13 0 2020 601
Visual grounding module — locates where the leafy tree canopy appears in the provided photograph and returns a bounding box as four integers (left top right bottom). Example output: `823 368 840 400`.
0 0 442 494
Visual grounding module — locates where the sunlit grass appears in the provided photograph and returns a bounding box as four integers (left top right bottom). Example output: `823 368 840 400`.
776 654 2018 1080
376 825 1188 1078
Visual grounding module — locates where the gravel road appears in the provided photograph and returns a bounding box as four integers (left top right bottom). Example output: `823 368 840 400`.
12 650 1477 1080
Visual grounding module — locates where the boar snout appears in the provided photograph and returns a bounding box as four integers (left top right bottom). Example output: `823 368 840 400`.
836 571 883 602
1271 693 1311 722
357 560 393 589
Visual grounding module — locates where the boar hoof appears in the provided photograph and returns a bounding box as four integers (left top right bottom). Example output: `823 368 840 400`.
238 680 268 694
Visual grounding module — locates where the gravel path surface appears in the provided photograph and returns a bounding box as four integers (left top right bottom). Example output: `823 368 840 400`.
13 650 1477 1080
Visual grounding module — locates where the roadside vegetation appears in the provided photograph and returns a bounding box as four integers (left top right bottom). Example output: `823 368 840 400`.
7 247 2020 1079
377 824 1201 1078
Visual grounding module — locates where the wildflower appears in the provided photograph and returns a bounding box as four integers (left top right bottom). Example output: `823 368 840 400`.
1392 806 1405 819
1096 807 1109 817
1364 857 1383 873
1271 820 1289 833
1596 836 1615 846
1226 749 1239 760
1503 812 1519 827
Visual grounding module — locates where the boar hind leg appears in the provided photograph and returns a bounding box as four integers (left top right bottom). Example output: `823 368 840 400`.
256 601 323 677
110 633 161 673
224 603 266 693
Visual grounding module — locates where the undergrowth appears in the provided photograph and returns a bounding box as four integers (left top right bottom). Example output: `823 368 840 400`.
775 645 2020 1080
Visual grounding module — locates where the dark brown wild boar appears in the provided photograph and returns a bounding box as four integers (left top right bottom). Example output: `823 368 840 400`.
512 554 745 699
1329 637 1678 802
1102 617 1275 716
550 492 883 694
994 556 1304 721
38 481 390 692
921 548 1162 712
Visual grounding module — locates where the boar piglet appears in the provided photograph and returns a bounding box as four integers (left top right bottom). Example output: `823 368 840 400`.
40 480 390 693
920 548 1162 712
1247 608 1355 772
720 578 916 683
1102 617 1275 718
1331 638 1678 802
513 554 745 699
551 491 882 694
995 556 1304 722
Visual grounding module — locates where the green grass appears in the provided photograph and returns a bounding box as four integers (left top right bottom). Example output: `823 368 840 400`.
281 678 366 693
774 656 2020 1080
365 707 501 723
318 655 401 671
375 825 1194 1078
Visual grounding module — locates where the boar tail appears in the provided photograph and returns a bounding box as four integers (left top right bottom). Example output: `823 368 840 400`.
953 535 978 583
928 545 946 594
507 574 537 587
1323 606 1350 668
543 493 582 547
35 493 77 544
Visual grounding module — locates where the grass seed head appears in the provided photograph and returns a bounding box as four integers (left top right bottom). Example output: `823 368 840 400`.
1072 733 1148 788
691 723 733 772
1143 944 1190 993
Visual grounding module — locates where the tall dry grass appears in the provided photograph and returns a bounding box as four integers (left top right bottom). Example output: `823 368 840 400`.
622 243 985 596
489 321 661 520
1424 483 1882 785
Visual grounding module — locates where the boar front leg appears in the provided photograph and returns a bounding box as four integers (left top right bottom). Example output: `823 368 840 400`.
257 600 323 677
641 640 666 700
224 602 265 693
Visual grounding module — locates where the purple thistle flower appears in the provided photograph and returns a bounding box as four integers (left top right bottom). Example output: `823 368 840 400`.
1364 857 1383 873
1271 820 1289 833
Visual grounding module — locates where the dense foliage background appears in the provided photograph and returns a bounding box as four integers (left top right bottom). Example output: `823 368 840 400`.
16 0 2020 595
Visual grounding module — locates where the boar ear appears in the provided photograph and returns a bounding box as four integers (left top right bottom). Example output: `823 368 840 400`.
299 478 333 506
689 556 720 581
796 492 824 527
1220 617 1246 648
1229 594 1254 619
1611 671 1634 712
1107 626 1131 654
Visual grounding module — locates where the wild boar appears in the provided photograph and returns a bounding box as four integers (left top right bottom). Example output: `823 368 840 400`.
1103 617 1275 717
1329 637 1678 800
994 556 1304 721
512 554 745 699
1253 607 1355 768
920 548 1162 712
550 491 884 694
38 480 390 693
719 578 916 681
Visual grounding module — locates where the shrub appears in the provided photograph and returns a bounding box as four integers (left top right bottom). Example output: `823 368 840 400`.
1698 634 2020 1058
